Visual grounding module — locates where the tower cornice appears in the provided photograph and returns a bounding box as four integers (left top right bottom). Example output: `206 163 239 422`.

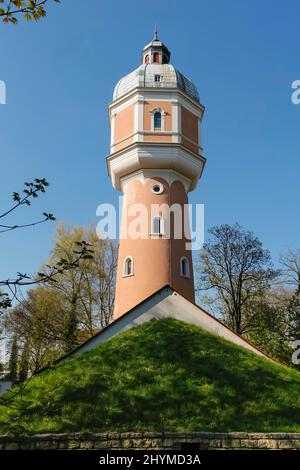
106 141 206 192
108 87 205 118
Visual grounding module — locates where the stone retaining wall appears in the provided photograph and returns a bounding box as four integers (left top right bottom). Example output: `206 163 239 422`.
1 432 300 450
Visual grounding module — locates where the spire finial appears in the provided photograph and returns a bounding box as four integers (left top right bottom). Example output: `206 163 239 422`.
153 24 158 41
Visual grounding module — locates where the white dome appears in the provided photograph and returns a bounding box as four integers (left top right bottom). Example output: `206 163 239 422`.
113 63 199 103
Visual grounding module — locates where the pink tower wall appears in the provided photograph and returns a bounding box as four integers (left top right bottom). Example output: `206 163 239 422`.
113 176 195 319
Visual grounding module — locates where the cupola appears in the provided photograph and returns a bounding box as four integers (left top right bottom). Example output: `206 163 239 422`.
141 29 171 65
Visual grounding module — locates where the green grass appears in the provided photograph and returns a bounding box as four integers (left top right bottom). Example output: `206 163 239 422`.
1 318 300 434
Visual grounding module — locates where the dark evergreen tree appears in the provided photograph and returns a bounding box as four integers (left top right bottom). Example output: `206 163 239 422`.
8 335 18 382
19 341 30 383
63 305 78 353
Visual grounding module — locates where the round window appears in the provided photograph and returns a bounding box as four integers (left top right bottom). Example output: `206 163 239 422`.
152 183 163 194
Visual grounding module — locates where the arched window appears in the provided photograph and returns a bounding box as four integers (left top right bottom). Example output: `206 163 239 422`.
162 54 168 64
152 216 163 235
154 111 161 129
153 52 160 63
180 257 190 278
145 54 149 64
151 108 165 131
123 256 134 277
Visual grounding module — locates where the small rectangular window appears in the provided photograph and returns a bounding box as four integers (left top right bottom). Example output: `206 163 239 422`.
152 216 162 235
154 74 161 82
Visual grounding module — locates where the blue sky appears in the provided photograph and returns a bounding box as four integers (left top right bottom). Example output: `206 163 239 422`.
0 0 300 283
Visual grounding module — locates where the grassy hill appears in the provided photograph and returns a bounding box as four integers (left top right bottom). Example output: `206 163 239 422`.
1 318 300 434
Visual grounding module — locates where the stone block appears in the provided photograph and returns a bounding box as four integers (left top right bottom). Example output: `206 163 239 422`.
58 441 68 449
140 439 162 449
191 432 215 438
37 440 59 450
142 432 163 438
107 432 120 440
257 439 278 449
221 439 241 449
162 438 175 448
247 433 271 439
19 441 37 450
240 439 258 448
207 439 222 449
92 433 107 441
67 440 81 449
132 439 146 448
110 439 121 448
277 439 300 449
120 432 136 439
227 432 248 439
4 442 19 450
80 440 94 449
120 439 134 449
32 433 53 441
93 440 110 449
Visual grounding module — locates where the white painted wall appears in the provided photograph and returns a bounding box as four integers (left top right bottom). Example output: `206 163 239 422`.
64 287 269 362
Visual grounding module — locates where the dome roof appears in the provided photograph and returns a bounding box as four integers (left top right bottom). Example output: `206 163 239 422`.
113 63 200 103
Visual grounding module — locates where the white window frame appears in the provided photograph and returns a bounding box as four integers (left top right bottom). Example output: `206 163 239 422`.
151 216 164 236
151 108 166 131
123 256 134 277
180 256 190 278
151 183 164 195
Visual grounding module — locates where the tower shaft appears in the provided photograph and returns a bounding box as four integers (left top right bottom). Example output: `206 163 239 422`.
107 35 205 319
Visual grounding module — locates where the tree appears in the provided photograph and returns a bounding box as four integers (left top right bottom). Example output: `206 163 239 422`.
0 179 94 315
64 309 78 354
3 286 74 371
3 225 117 371
0 178 55 312
245 288 294 365
43 224 117 334
8 334 18 381
280 249 300 294
0 178 93 409
197 224 278 335
19 340 30 383
0 0 60 24
280 250 300 345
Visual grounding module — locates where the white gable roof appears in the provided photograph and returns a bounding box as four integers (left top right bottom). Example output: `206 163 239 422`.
63 286 271 362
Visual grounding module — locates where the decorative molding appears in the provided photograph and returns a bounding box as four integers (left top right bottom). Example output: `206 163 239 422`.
109 90 204 157
111 130 201 152
109 87 205 118
172 101 180 143
120 169 192 194
107 142 206 192
133 100 144 142
109 94 138 116
143 131 173 136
